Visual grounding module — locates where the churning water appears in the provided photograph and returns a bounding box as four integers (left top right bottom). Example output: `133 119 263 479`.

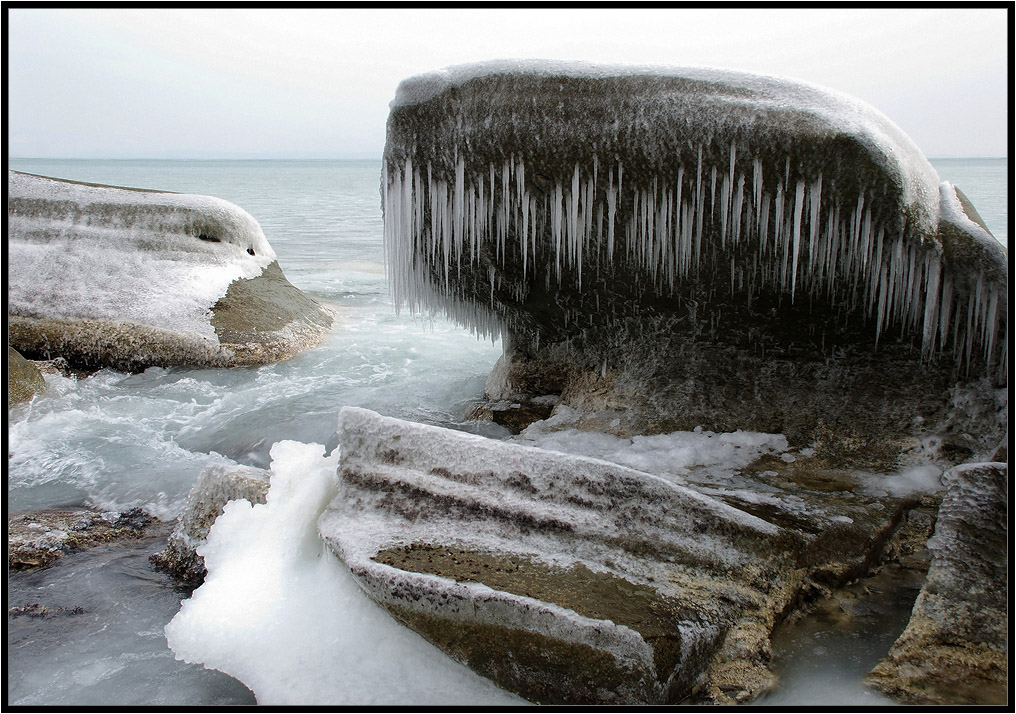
5 157 1007 705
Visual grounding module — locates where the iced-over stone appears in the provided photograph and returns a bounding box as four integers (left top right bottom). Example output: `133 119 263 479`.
7 171 333 371
152 464 271 585
319 408 933 704
867 462 1008 704
382 62 1007 460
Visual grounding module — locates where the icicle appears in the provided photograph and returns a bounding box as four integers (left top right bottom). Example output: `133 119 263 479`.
381 143 1002 379
753 157 763 229
521 190 530 280
938 273 953 352
552 182 563 283
732 174 745 246
720 173 730 247
710 165 718 219
921 251 942 359
606 168 617 258
694 147 704 270
454 155 464 275
569 164 580 283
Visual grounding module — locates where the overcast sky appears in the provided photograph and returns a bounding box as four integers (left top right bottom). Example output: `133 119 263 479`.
6 6 1010 160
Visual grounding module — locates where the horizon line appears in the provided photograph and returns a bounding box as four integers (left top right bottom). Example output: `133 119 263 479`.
7 154 1010 162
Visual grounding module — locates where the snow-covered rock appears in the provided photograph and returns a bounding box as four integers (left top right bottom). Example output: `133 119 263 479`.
319 407 931 704
7 171 333 371
867 461 1008 704
382 62 1007 460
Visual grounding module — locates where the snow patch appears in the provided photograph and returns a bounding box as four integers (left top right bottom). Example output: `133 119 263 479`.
8 171 276 341
514 407 789 480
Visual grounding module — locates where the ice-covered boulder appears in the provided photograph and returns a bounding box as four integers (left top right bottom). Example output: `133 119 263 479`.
152 463 271 585
319 407 935 704
7 346 46 407
7 171 334 371
382 61 1007 461
866 461 1008 704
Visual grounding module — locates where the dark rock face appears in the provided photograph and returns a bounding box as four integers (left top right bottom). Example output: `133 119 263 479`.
382 63 1007 456
7 171 333 371
8 346 47 407
867 462 1008 704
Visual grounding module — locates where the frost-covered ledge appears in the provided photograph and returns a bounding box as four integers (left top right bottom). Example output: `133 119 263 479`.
319 407 939 705
7 171 333 371
382 61 1007 462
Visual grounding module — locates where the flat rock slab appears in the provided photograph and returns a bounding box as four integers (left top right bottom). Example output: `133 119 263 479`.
7 171 333 371
867 461 1008 704
8 507 154 571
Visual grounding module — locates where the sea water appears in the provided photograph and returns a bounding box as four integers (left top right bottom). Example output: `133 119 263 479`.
5 157 1008 706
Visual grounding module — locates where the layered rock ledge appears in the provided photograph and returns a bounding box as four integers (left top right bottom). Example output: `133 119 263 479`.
7 171 333 371
320 407 945 704
381 62 1007 460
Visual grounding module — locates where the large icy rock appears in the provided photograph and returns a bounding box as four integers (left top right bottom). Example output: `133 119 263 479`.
382 61 1007 461
319 407 932 704
866 461 1008 704
7 171 333 371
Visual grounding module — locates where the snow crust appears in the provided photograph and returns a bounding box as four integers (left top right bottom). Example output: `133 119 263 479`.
164 440 520 705
8 171 276 341
514 405 789 479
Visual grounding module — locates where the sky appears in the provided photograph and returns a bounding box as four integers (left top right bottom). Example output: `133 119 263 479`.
5 6 1010 160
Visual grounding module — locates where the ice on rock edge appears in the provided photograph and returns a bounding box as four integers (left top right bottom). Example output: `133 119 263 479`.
7 171 276 340
165 440 519 706
382 62 1007 379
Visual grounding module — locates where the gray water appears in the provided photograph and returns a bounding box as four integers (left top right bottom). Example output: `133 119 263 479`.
5 156 1008 706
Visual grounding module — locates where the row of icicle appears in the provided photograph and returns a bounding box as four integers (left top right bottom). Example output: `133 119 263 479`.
383 146 1005 378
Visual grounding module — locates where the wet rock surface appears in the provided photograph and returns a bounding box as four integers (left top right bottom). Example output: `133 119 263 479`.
867 461 1008 704
209 260 335 366
8 345 47 407
151 463 271 585
8 507 155 571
